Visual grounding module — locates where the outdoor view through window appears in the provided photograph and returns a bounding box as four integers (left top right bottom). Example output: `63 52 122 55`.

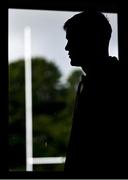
9 9 118 171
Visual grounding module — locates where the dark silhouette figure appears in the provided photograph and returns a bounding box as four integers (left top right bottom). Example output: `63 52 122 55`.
63 11 127 178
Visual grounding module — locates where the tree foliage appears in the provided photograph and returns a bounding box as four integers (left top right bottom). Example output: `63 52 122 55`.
9 57 83 171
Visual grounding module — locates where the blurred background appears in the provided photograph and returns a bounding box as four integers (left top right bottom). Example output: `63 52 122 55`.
8 9 118 171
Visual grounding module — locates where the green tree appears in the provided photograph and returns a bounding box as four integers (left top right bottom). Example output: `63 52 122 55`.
9 57 83 171
9 60 26 170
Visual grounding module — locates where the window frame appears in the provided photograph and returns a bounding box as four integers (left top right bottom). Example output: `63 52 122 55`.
7 0 126 177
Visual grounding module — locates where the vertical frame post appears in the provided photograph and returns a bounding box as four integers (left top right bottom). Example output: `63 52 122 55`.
24 26 33 171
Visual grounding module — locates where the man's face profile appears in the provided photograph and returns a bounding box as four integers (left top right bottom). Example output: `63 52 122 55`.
65 30 81 66
65 28 95 67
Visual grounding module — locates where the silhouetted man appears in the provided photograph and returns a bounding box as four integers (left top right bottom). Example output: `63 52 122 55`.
63 11 127 178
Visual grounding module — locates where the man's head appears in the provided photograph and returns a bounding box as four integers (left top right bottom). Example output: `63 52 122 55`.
63 11 112 68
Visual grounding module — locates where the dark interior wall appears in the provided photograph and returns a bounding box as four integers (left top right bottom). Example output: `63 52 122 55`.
8 0 119 12
118 10 128 64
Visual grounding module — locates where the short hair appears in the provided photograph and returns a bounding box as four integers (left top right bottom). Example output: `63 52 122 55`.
63 11 112 43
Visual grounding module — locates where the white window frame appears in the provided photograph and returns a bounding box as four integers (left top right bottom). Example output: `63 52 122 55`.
24 26 65 171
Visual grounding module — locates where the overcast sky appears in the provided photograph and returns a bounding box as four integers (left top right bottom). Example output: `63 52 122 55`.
8 9 118 82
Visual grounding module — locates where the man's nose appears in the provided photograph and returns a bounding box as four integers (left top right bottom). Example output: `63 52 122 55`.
65 42 69 51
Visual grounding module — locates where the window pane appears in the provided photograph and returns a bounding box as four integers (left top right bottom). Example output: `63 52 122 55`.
9 9 118 171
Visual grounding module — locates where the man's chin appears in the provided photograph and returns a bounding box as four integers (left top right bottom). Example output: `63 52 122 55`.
70 59 80 66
